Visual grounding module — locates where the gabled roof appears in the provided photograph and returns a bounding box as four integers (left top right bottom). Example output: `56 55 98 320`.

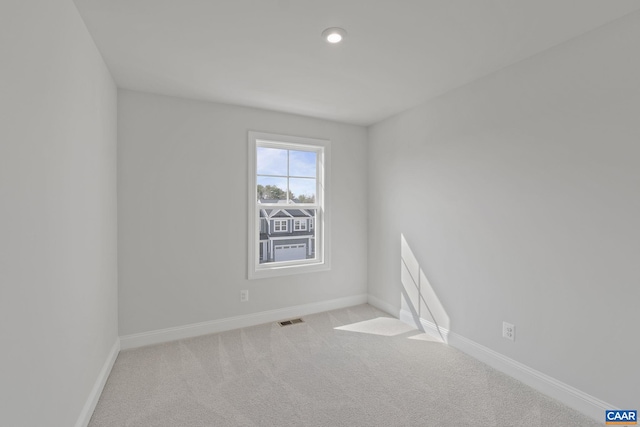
259 208 314 219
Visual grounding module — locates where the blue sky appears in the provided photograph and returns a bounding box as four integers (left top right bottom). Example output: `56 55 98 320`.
257 147 316 199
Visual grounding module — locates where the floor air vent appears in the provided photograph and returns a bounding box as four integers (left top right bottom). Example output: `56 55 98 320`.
279 318 304 327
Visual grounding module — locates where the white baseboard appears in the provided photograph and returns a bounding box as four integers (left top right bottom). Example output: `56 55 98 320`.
120 294 368 350
75 338 120 427
82 296 614 423
397 308 614 423
367 294 400 317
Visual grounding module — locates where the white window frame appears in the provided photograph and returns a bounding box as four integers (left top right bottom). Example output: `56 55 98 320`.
248 131 331 279
274 219 288 232
293 219 307 231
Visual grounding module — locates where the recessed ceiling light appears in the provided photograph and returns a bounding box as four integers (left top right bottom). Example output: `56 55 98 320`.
321 27 347 44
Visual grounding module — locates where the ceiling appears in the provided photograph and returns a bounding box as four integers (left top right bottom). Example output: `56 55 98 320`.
73 0 640 126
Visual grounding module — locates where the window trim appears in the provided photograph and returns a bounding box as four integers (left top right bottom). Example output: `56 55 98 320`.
248 131 331 279
274 219 288 232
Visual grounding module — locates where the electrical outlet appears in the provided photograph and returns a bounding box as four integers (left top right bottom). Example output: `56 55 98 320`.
240 290 249 302
503 322 515 341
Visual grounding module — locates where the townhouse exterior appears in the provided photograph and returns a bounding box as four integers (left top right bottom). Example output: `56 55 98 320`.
258 201 316 263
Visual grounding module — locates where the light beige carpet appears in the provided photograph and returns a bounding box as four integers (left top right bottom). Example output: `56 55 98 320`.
89 304 598 426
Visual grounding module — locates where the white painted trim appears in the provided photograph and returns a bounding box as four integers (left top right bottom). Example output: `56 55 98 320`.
293 219 307 231
395 308 614 422
367 294 400 317
274 219 288 232
120 294 367 350
398 308 428 332
264 235 315 241
248 131 331 280
75 338 120 427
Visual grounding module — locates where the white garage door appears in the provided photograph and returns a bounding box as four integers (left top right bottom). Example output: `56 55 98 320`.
274 244 307 262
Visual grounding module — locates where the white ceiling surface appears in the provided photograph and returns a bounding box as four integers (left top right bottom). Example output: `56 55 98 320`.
73 0 640 126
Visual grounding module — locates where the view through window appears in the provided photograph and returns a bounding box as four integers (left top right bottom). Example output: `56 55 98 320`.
248 132 330 278
257 146 317 263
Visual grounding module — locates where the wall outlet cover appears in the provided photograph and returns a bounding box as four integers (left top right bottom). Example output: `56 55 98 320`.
503 321 515 341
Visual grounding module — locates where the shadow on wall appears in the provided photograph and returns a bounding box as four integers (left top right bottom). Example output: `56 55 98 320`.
400 234 450 342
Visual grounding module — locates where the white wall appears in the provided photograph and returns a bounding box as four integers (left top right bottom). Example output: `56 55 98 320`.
118 90 368 336
0 1 118 426
368 11 640 409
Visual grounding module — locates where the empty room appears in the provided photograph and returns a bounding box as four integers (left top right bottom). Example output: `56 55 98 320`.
1 0 639 426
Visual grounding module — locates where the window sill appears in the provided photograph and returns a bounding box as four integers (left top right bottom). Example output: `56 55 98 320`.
248 260 330 280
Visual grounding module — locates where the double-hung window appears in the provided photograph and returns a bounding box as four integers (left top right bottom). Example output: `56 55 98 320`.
248 131 330 279
274 220 288 232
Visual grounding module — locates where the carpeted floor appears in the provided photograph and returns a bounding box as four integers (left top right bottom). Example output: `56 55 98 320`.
89 304 598 426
